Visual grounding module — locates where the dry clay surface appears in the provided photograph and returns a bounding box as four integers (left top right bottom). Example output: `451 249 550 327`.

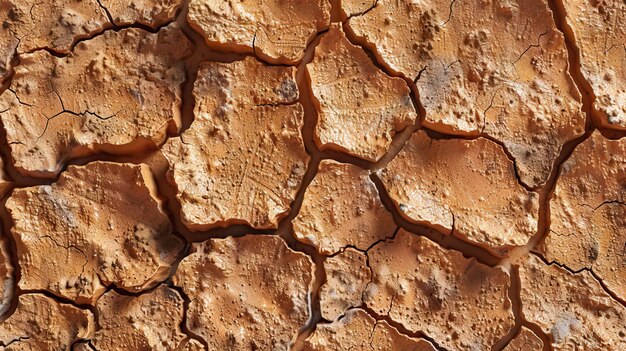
0 0 624 350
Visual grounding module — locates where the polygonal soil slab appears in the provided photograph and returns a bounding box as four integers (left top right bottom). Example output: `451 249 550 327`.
173 235 314 350
363 229 514 350
162 57 308 230
502 327 544 351
88 285 197 350
319 248 371 321
307 24 416 162
187 0 330 64
379 130 539 252
6 162 184 305
563 0 626 129
0 293 94 350
518 255 626 350
346 0 585 187
0 24 190 177
293 160 396 254
0 0 183 81
542 132 625 300
303 308 437 351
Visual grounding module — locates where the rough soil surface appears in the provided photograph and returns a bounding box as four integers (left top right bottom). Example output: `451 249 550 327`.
502 327 544 351
0 24 190 177
0 1 623 350
380 130 539 252
542 131 626 299
88 285 194 350
187 0 330 64
303 308 437 351
0 293 94 349
173 235 314 350
364 229 515 350
307 24 416 162
518 255 626 350
6 162 184 305
346 0 585 187
319 248 371 321
293 160 395 254
162 57 308 230
562 0 625 130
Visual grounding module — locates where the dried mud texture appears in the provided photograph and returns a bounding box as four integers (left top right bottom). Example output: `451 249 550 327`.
307 25 416 162
187 0 330 64
542 132 626 299
6 162 184 305
364 229 514 350
0 0 183 80
380 130 539 251
346 0 585 187
0 24 190 177
303 308 437 351
563 0 626 129
89 285 193 350
0 293 93 350
0 241 13 317
502 327 544 351
162 57 308 230
319 248 371 321
518 255 626 350
173 235 314 350
293 160 395 254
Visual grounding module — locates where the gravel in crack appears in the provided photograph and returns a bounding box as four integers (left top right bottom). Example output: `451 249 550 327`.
363 229 514 350
0 24 190 177
187 0 330 64
346 0 585 187
563 0 625 130
541 132 626 300
306 24 416 162
518 255 626 350
320 248 371 321
502 327 544 351
6 162 184 305
293 160 396 254
380 130 539 252
85 285 195 350
303 308 437 351
173 235 314 350
162 57 308 230
0 0 184 81
0 293 94 350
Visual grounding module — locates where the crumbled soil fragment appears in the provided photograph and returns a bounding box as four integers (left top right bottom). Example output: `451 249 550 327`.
347 0 584 187
320 248 371 321
542 132 626 299
0 294 93 350
293 160 395 254
518 255 626 350
307 24 416 162
502 327 544 351
364 229 514 350
187 0 330 64
162 57 308 230
380 131 539 251
303 308 437 351
0 24 190 177
173 235 314 350
6 162 184 304
89 285 192 350
563 0 626 129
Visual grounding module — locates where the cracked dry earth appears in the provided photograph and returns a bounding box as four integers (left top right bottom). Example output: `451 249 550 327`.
0 0 624 350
